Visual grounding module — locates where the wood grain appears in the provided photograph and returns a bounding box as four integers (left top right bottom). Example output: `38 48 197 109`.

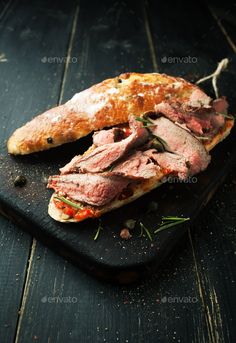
0 2 32 343
0 0 77 342
0 0 235 342
147 1 236 342
13 238 211 343
0 215 31 343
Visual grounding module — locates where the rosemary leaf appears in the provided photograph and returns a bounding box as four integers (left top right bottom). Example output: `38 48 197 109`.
54 196 83 209
135 116 156 127
138 222 144 237
162 216 189 221
94 221 103 241
154 217 190 234
140 222 153 241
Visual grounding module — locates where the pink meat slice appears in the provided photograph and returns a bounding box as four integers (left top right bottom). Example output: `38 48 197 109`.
154 98 227 135
47 173 129 207
60 116 149 174
144 149 189 179
93 127 123 146
110 150 160 179
149 117 211 175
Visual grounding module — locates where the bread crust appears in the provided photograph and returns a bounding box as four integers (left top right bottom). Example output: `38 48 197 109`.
8 72 210 155
48 118 234 223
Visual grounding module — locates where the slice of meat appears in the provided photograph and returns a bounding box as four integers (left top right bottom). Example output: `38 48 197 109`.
60 115 149 174
93 127 124 146
144 149 189 179
212 97 228 114
110 148 189 180
149 117 211 175
154 99 226 135
47 173 129 207
110 150 160 180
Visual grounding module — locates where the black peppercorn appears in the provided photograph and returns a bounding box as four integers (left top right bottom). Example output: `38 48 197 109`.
14 175 27 187
47 137 53 144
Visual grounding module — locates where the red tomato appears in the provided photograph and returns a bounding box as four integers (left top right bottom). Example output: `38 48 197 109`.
64 207 77 217
54 200 65 210
122 128 131 137
74 209 94 221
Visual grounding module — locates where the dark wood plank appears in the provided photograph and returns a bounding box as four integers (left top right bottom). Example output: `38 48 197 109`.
191 3 236 342
0 216 31 343
15 238 210 343
147 1 236 341
0 0 77 342
0 2 33 343
61 0 153 99
190 160 236 343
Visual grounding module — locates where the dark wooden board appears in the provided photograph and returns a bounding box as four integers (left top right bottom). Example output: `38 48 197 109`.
0 0 236 284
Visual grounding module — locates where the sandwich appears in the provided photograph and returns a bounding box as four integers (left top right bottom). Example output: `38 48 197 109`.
7 73 234 222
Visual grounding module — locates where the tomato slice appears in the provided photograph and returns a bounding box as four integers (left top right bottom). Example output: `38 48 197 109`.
53 198 95 220
74 209 94 221
64 207 77 217
54 199 65 210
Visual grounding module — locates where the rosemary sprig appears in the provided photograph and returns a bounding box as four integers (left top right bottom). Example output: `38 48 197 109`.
154 216 190 234
54 196 83 209
135 116 168 151
135 116 156 127
109 164 115 172
139 222 153 241
94 220 103 241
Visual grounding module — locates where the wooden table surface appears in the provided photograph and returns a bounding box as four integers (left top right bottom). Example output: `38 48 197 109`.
0 0 236 342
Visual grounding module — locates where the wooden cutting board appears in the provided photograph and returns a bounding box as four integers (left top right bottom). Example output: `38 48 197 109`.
0 0 236 283
1 124 235 283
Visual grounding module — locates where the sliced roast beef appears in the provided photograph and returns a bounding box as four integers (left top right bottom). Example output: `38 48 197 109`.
110 150 160 179
93 127 124 146
154 99 226 136
212 97 228 114
60 116 149 174
110 148 190 180
48 173 129 207
149 116 211 174
144 149 189 179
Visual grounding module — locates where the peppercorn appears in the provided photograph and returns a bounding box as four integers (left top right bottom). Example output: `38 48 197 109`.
14 175 27 187
47 137 53 144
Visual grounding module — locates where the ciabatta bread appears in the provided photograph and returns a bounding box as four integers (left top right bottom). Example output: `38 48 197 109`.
8 72 211 155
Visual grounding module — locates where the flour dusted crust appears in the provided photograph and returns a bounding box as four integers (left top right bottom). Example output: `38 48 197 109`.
8 72 211 155
48 118 234 223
